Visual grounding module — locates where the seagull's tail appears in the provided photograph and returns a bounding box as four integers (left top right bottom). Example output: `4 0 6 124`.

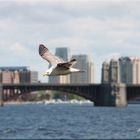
71 68 85 73
69 59 77 67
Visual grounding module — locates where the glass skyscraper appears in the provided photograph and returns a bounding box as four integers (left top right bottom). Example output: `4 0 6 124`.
70 55 95 84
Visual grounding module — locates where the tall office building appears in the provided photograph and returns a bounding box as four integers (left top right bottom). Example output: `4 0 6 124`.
101 61 109 83
101 58 120 84
119 57 140 84
70 55 95 84
109 58 120 83
132 58 140 84
119 57 133 84
49 47 70 84
88 59 95 83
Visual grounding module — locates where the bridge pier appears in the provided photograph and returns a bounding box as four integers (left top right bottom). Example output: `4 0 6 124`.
94 83 127 107
0 84 4 107
114 83 127 107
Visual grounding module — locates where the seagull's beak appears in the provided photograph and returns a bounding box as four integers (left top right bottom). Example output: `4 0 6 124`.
42 73 48 76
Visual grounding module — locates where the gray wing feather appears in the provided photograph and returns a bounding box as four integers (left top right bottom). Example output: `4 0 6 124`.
39 44 64 65
57 59 77 69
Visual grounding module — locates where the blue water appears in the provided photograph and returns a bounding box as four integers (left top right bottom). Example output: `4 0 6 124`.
0 103 140 139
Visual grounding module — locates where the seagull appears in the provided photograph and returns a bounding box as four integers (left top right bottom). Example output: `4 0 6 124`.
39 44 84 76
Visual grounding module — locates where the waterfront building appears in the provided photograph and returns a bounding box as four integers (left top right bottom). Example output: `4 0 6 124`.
2 71 13 84
109 58 120 83
13 71 20 83
19 71 30 83
131 58 140 84
70 55 95 84
119 57 133 84
101 61 109 83
119 57 140 84
30 71 38 83
0 66 38 84
88 59 95 83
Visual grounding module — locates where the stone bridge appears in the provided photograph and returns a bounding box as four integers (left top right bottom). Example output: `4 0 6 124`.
0 83 140 107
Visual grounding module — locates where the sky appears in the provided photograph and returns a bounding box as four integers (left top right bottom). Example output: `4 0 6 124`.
0 0 140 83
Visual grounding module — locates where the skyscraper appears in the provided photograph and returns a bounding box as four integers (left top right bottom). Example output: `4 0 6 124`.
70 55 95 84
109 58 120 83
118 57 140 84
56 47 69 61
119 57 133 84
101 61 109 83
88 59 95 83
132 58 140 84
48 47 70 84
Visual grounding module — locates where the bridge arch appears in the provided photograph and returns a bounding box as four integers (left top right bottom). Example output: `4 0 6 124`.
2 83 101 102
1 83 138 107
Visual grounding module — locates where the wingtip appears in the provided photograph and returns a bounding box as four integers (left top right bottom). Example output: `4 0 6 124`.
39 44 48 56
39 44 47 49
39 44 43 47
70 58 77 62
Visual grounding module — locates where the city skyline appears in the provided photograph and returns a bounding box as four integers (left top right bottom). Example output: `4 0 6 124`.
102 56 140 84
0 0 140 82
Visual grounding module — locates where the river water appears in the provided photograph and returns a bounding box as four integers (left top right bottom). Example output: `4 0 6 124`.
0 103 140 139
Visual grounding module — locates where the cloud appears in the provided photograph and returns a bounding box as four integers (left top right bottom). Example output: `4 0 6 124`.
9 43 27 53
0 42 30 62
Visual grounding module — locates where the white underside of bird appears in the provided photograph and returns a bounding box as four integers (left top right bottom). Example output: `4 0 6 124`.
39 44 84 76
43 65 83 76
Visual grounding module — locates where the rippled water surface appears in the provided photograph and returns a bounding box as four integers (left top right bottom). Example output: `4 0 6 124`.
0 103 140 139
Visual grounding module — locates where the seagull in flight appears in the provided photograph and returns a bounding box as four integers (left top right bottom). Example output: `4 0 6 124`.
39 44 84 76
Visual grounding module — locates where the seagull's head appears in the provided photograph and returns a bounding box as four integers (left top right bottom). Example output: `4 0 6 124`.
43 70 51 76
43 66 54 76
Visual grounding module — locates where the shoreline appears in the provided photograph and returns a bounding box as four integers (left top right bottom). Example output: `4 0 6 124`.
4 99 93 105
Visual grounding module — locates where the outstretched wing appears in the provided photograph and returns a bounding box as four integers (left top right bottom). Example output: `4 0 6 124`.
39 44 64 65
57 59 77 69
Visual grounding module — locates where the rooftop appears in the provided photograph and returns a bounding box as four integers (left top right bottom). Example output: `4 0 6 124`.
0 66 29 71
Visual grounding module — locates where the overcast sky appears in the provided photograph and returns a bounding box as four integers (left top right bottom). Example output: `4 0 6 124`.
0 0 140 83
